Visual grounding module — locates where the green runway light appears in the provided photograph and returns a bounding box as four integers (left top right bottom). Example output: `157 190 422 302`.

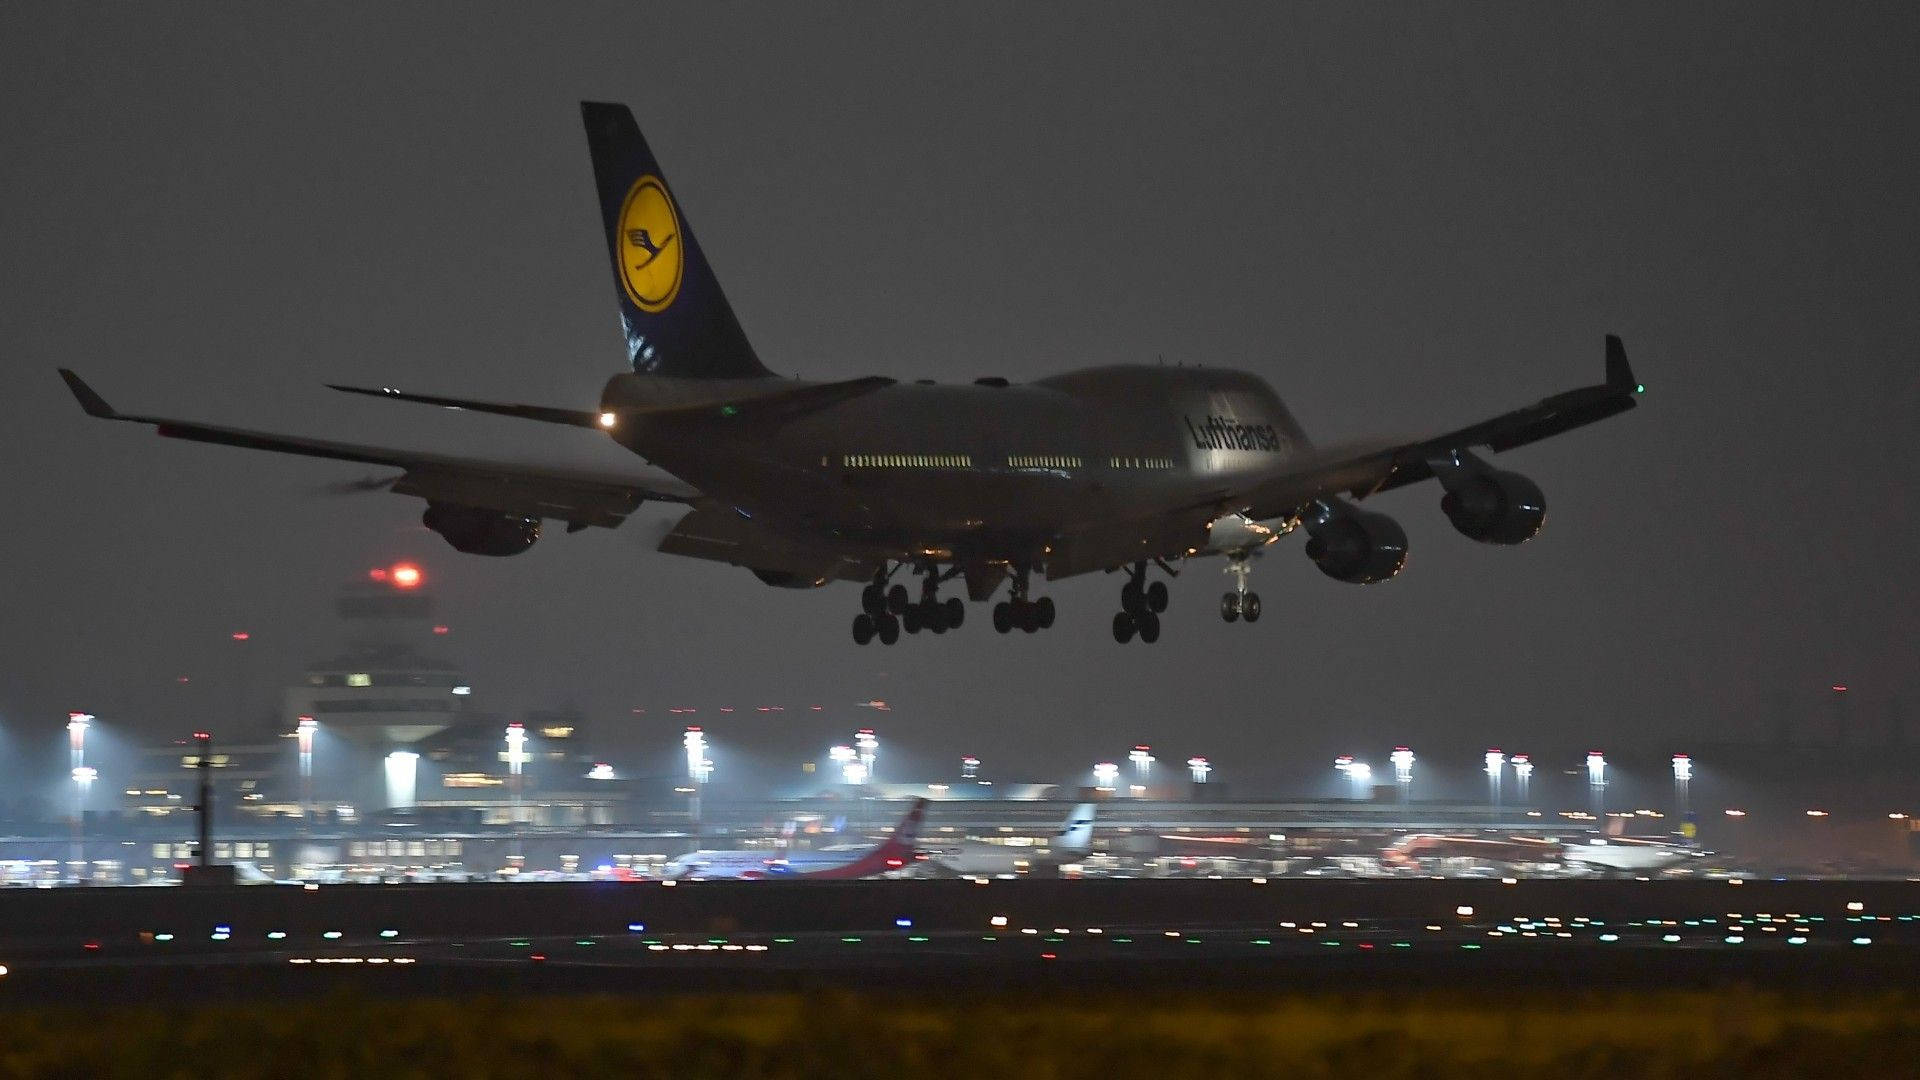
1112 937 1132 944
1461 944 1482 950
1635 383 1645 394
841 937 863 944
720 404 739 417
575 940 595 947
908 936 929 943
773 938 795 944
1252 939 1272 946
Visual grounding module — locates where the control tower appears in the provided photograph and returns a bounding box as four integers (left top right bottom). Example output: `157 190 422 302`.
283 563 469 749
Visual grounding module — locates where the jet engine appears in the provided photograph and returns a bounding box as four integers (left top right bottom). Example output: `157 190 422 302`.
1300 499 1408 584
1439 469 1546 545
421 501 540 556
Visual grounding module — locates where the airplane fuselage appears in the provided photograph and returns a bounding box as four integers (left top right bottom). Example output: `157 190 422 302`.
605 364 1310 570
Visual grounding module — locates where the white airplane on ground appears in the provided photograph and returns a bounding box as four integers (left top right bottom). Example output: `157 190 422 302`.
1560 836 1700 874
663 799 927 880
920 803 1097 877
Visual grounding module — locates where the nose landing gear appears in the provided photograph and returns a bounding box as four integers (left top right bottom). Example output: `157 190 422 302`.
1220 554 1261 624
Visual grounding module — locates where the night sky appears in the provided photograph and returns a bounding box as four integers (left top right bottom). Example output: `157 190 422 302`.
2 5 1914 792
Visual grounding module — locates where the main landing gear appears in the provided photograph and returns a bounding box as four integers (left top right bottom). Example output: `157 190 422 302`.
1112 560 1171 644
852 570 904 646
992 565 1055 634
854 563 968 645
1219 553 1262 624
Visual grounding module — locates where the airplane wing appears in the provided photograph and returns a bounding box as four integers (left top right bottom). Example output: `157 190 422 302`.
58 370 697 529
1234 336 1642 520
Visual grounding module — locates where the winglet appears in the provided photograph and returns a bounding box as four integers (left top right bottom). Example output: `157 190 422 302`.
58 369 119 419
1604 335 1642 394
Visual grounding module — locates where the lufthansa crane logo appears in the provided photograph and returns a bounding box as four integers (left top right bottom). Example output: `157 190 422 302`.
617 175 682 313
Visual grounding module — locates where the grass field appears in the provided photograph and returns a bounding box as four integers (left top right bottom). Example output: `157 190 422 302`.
2 989 1916 1078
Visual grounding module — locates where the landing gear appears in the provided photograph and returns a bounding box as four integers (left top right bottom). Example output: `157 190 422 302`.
1112 609 1160 643
1112 560 1173 644
1220 554 1261 624
903 562 966 635
855 568 907 645
992 566 1055 634
852 611 900 645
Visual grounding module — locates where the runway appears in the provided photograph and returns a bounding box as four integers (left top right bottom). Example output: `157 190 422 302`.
2 877 1916 1005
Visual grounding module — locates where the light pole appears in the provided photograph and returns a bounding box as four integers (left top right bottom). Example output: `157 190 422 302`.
1511 754 1533 804
296 717 316 840
1093 762 1119 792
1129 745 1154 790
66 713 91 884
1586 751 1607 824
1485 749 1506 809
1390 747 1414 804
1672 754 1693 841
1187 756 1211 784
70 765 96 884
1346 762 1372 801
961 755 980 781
506 722 527 862
855 729 878 783
682 726 709 842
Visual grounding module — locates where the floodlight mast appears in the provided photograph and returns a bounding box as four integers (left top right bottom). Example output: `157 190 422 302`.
1390 747 1414 803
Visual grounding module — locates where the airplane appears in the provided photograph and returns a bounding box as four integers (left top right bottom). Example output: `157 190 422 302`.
1558 835 1700 875
59 101 1645 645
662 797 926 880
918 802 1096 877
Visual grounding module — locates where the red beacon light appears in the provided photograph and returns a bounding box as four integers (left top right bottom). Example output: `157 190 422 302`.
390 564 423 589
367 567 389 582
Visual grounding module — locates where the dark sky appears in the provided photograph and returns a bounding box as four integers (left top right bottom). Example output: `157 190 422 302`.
3 5 1915 792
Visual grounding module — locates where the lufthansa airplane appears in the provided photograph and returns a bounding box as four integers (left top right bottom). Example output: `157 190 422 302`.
62 102 1643 646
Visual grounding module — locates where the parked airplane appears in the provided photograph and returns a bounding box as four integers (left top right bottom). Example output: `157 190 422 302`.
919 802 1096 877
61 101 1644 644
662 798 927 880
1559 836 1699 874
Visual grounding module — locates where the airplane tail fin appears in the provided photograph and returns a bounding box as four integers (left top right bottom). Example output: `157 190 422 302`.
886 798 930 850
1055 802 1097 855
580 101 772 380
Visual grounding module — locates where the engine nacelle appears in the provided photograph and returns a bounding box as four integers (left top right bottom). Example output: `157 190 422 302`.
1439 470 1546 545
749 568 830 589
1301 500 1408 584
421 501 540 557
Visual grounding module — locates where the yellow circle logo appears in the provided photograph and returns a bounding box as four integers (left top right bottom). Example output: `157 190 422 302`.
616 175 682 312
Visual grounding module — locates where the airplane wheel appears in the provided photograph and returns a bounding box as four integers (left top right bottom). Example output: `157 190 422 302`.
1121 581 1145 615
926 599 948 634
1035 596 1056 629
992 602 1012 634
1112 611 1136 643
1019 602 1041 633
1220 592 1240 622
852 613 875 645
861 585 887 618
876 614 900 645
886 584 910 615
944 597 965 628
1242 592 1262 623
903 605 922 634
1146 580 1169 613
1137 611 1161 644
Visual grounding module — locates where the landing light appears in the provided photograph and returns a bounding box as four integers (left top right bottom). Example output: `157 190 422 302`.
598 411 617 429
